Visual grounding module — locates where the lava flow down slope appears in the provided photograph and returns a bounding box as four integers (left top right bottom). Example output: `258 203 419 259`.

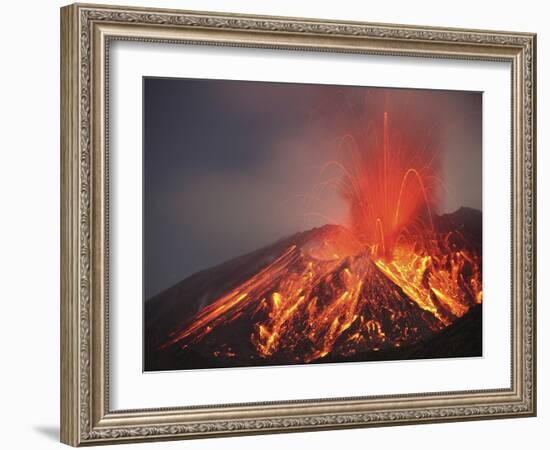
144 108 482 371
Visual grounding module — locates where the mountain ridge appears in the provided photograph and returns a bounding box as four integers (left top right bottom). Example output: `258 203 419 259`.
145 206 482 371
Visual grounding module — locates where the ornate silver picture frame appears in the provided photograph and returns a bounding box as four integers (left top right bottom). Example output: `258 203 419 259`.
60 3 536 446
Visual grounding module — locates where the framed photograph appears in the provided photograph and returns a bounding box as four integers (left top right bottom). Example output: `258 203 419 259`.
60 3 537 446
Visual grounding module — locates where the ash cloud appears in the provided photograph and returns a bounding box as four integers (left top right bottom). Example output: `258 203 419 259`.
144 78 481 298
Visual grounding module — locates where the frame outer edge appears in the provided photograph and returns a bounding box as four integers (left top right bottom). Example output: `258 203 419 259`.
528 33 536 416
61 2 537 445
533 33 537 416
61 4 81 447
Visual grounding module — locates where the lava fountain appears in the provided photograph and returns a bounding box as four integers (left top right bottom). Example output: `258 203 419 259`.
317 110 440 259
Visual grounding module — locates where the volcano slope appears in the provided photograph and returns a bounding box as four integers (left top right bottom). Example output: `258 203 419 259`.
144 207 482 371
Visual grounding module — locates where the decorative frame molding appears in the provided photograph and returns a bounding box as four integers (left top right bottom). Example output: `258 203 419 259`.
60 3 536 446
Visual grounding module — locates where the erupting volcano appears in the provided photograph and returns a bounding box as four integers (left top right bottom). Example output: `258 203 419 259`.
144 102 482 372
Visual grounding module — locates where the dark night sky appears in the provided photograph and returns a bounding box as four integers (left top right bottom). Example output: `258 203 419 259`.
144 78 482 299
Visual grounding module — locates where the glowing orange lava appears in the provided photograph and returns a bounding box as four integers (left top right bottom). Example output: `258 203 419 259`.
158 109 482 365
320 111 440 259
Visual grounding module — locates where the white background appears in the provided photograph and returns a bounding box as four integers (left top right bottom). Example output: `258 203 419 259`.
111 42 511 409
0 0 546 449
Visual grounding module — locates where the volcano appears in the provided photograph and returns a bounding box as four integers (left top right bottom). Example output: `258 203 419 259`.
144 207 482 371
